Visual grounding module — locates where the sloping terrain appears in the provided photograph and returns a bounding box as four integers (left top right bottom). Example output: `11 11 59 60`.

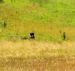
0 1 75 71
0 0 75 41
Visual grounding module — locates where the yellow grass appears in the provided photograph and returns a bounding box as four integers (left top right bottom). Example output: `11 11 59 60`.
0 40 75 58
0 40 75 71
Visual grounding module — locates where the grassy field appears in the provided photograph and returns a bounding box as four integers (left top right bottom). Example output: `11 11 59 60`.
0 40 75 58
0 0 75 41
0 0 75 71
1 56 75 71
0 40 75 71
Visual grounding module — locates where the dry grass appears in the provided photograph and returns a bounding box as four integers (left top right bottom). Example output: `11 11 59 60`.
0 40 75 58
0 40 75 71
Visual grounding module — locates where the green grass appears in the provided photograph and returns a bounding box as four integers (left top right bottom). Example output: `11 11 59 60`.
0 0 75 41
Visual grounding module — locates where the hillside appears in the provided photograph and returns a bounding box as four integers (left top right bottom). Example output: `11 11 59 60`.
1 1 75 71
0 0 75 41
